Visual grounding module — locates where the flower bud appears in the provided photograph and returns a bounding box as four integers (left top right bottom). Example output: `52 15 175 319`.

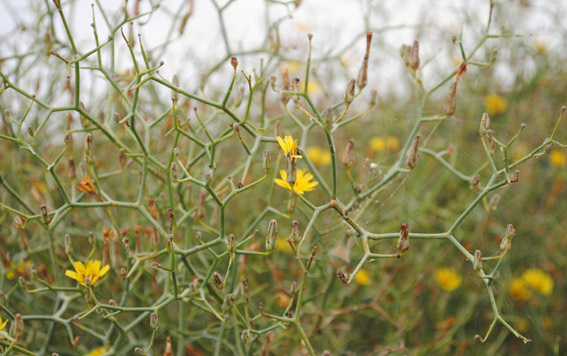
291 77 301 103
473 249 482 271
290 220 301 245
227 234 236 257
488 194 500 211
286 156 297 185
230 56 238 71
134 347 145 355
357 32 372 89
397 223 410 255
13 313 24 342
336 270 349 285
68 158 76 180
171 162 178 180
119 148 127 167
171 74 179 102
479 112 490 136
28 126 34 137
150 312 159 329
405 134 420 170
85 133 93 165
40 204 51 225
470 174 481 191
241 330 251 344
485 130 495 153
18 276 26 288
444 81 458 116
342 139 355 169
196 192 206 219
265 219 278 252
400 44 411 67
212 272 224 290
369 90 378 108
409 40 420 72
263 150 271 173
344 78 356 105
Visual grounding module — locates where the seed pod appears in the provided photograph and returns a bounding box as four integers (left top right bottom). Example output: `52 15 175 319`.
150 312 159 329
265 219 278 252
397 223 410 255
405 134 420 170
473 250 482 271
212 272 224 290
409 40 420 72
85 133 93 165
342 139 355 169
344 78 356 105
357 32 373 89
290 220 301 245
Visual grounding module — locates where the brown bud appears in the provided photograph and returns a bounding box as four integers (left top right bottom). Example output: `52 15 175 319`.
344 78 356 105
336 270 349 285
289 220 301 245
212 271 224 289
13 313 24 342
357 32 373 89
444 81 458 116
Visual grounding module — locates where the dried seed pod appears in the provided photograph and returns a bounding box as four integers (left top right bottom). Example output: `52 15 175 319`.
444 81 458 116
150 312 159 329
13 313 24 342
480 112 490 136
473 250 482 271
336 270 349 285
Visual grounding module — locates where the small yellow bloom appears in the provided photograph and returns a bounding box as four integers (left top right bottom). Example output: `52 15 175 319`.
84 346 106 356
274 169 318 195
277 135 302 158
306 146 331 166
354 268 371 286
434 267 462 292
509 278 531 301
307 81 321 95
369 137 385 152
286 61 302 73
549 150 566 167
484 94 508 116
65 260 110 287
533 39 548 55
386 136 400 151
0 315 8 335
276 237 293 252
521 268 553 296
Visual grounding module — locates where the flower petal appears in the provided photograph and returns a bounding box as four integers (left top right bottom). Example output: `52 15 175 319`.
98 264 110 278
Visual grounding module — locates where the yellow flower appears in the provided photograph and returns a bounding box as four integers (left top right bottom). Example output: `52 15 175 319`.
521 268 553 296
277 135 302 158
0 315 8 335
386 136 400 151
369 137 385 152
276 237 293 252
549 149 566 167
84 347 106 356
307 81 321 95
484 94 508 116
65 260 110 287
306 146 331 166
274 169 318 195
286 61 302 73
509 278 531 301
354 268 371 286
434 267 462 292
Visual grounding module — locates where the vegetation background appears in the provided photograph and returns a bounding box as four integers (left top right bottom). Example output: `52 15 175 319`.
0 0 565 355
